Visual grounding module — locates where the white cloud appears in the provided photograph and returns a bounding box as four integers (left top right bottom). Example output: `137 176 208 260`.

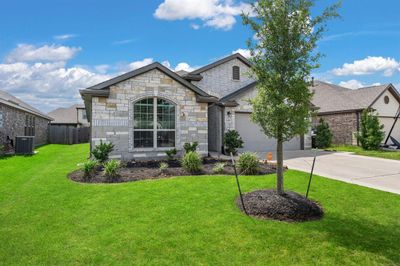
94 64 110 74
339 79 381 90
154 0 253 30
53 34 77 40
161 60 171 68
332 56 400 77
0 61 110 112
112 39 135 45
232 48 251 58
174 62 195 72
128 58 154 70
6 44 81 63
190 23 201 30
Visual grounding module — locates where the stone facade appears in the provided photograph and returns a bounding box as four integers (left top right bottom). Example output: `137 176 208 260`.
0 103 50 147
192 58 254 98
91 69 208 160
318 112 359 145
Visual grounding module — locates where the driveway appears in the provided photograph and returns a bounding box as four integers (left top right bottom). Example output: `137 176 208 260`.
275 150 400 195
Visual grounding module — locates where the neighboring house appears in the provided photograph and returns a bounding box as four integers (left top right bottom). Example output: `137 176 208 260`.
0 90 52 148
47 104 90 144
48 104 89 127
311 81 400 145
80 53 310 160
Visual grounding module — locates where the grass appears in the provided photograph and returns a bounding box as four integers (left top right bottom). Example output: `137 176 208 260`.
331 145 400 160
0 144 399 265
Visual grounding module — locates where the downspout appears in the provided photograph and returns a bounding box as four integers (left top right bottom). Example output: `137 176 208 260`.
221 106 225 154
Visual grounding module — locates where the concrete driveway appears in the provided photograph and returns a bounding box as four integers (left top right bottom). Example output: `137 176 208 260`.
274 150 400 195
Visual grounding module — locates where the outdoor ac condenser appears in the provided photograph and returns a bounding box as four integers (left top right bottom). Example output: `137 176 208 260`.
15 136 35 155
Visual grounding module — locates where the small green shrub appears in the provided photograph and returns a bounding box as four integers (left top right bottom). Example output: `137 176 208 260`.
212 162 226 174
92 140 114 164
315 119 332 149
165 148 177 160
159 162 169 173
83 160 97 180
104 159 120 181
237 152 259 175
183 142 198 153
357 109 385 150
182 151 202 173
224 130 244 155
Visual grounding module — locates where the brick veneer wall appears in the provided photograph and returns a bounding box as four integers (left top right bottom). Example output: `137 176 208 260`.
0 103 49 147
91 69 208 160
318 112 359 145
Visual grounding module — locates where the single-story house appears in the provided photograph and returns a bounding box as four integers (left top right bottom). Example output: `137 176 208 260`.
0 90 52 148
48 104 89 127
47 104 90 144
80 53 311 160
311 81 400 145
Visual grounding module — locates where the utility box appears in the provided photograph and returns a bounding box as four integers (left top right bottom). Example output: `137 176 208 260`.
15 136 35 155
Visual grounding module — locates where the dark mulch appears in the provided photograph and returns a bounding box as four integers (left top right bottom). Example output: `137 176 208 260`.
68 157 278 184
236 189 324 222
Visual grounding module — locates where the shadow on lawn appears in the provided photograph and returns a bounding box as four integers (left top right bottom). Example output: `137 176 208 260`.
310 214 400 264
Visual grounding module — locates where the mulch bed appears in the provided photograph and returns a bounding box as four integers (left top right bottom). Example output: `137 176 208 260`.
68 157 278 184
236 189 324 222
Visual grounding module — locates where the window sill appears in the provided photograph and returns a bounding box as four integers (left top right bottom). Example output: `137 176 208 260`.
131 147 177 152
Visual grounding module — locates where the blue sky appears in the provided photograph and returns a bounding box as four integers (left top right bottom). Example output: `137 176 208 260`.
0 0 399 112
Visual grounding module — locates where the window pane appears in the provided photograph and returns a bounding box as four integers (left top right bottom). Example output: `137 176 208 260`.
157 99 175 129
134 131 154 148
134 98 153 130
157 131 175 147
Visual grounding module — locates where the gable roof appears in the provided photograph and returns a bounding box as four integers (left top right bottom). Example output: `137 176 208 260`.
0 90 52 120
190 53 252 75
80 62 211 97
48 104 84 124
312 81 400 114
219 81 257 102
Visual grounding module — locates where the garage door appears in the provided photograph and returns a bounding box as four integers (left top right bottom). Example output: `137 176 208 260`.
235 112 301 152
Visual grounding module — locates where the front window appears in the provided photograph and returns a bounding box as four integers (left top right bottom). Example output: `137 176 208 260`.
133 97 175 148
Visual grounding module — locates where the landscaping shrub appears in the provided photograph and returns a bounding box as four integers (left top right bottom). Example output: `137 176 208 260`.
238 152 260 175
83 160 97 180
165 148 177 160
182 151 202 173
357 109 385 150
212 162 226 174
159 162 169 173
92 140 114 164
183 142 198 153
104 159 120 181
224 130 244 155
315 119 332 149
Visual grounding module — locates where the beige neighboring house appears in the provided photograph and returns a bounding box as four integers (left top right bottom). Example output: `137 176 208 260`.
48 104 89 127
311 81 400 145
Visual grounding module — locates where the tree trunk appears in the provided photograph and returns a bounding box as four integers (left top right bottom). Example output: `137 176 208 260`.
276 138 284 195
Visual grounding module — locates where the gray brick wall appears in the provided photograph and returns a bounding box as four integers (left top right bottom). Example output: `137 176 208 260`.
91 69 208 160
0 103 49 147
192 58 255 98
318 112 359 145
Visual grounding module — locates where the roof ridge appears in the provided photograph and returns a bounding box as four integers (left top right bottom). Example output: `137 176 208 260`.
190 53 251 75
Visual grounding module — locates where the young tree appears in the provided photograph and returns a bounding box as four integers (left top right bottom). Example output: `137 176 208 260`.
358 109 385 150
243 0 340 194
315 118 333 149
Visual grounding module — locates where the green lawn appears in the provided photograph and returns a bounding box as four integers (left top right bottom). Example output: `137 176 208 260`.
331 145 400 161
1 144 399 265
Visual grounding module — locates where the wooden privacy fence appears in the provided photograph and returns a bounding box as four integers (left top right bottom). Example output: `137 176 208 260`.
48 125 90 144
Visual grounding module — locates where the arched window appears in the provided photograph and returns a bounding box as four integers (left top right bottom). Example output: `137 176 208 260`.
133 97 176 148
232 66 240 80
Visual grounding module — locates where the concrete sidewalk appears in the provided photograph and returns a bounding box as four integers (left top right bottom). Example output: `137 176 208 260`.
281 150 400 195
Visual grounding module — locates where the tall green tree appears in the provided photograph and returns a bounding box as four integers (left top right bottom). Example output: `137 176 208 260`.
242 0 340 194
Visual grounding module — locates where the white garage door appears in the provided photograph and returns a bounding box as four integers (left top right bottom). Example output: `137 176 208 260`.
235 112 302 152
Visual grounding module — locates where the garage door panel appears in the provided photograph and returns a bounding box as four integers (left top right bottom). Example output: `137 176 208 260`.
235 113 301 152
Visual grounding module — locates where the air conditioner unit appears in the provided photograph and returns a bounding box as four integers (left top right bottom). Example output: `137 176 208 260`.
15 136 35 155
